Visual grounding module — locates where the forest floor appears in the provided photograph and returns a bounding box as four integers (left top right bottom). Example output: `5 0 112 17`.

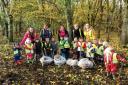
0 31 128 85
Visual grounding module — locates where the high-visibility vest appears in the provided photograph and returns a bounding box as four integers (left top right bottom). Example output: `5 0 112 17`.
44 42 51 49
79 29 82 37
73 42 77 49
64 41 70 48
92 44 97 48
14 50 19 55
84 30 94 40
59 40 65 49
77 42 86 51
113 53 118 64
96 45 104 56
25 44 34 54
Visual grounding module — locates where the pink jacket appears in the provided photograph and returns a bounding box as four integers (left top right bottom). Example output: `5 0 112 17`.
20 31 37 46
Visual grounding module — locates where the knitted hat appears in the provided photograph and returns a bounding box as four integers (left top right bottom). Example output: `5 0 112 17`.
25 38 31 44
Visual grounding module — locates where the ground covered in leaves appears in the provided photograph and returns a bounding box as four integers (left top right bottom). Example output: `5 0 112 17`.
0 32 128 85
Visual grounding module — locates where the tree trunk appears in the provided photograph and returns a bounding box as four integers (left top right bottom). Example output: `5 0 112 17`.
121 0 128 45
8 15 13 42
118 0 123 35
5 22 8 37
97 0 103 39
106 0 110 42
65 0 73 41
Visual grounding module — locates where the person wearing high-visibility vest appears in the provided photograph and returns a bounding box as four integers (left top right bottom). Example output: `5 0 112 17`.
94 40 104 65
86 42 96 60
44 38 52 57
24 38 34 63
76 37 86 59
13 42 23 65
72 37 78 50
63 36 70 59
104 45 127 80
83 24 95 41
59 37 65 58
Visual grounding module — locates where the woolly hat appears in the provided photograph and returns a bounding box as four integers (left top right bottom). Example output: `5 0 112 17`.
25 38 31 44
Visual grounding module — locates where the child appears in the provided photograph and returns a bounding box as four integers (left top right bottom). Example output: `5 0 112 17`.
13 42 23 65
86 42 96 60
44 38 51 57
54 49 66 67
94 40 104 65
63 36 70 59
34 39 42 61
104 44 126 80
59 37 65 59
51 37 58 58
76 37 86 59
72 37 78 50
123 46 128 67
24 38 34 63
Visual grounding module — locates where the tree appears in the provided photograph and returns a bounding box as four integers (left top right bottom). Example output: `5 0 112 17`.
121 0 128 45
65 0 73 41
1 0 14 42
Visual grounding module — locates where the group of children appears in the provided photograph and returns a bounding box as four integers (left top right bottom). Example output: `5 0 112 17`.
13 29 128 80
13 33 108 67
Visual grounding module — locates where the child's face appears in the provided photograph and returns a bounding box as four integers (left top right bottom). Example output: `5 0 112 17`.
87 42 92 48
14 43 19 48
64 37 68 40
52 38 55 41
35 39 39 42
45 38 49 42
79 38 83 42
60 37 63 40
99 40 103 44
74 38 78 42
27 40 31 44
93 39 98 44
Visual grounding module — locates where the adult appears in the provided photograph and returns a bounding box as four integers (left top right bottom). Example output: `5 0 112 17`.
40 23 52 42
20 27 37 46
83 24 95 41
72 24 84 39
58 25 68 41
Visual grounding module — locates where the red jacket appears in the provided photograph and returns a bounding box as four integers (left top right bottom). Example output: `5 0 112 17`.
104 48 126 73
20 31 38 46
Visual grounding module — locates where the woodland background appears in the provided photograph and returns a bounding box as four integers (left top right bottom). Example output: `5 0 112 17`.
0 0 128 84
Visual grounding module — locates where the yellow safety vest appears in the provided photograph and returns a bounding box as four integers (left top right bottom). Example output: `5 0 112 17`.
84 30 94 40
25 44 34 54
64 41 70 48
113 53 118 64
14 50 19 55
